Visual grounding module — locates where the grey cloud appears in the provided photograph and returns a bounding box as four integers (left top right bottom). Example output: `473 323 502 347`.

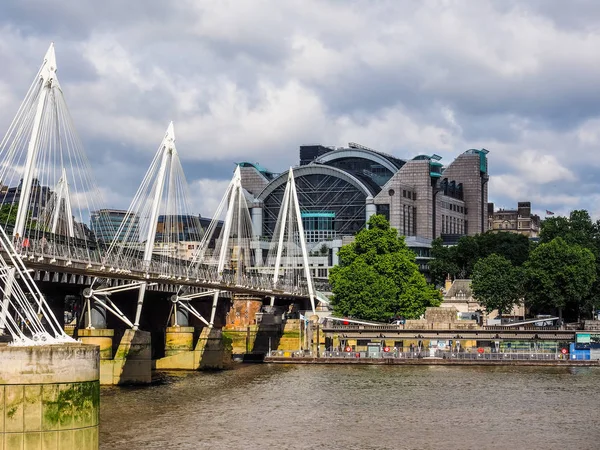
1 0 600 217
499 0 600 32
0 1 177 39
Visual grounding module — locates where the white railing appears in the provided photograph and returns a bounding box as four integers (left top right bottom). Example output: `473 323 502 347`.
12 236 309 297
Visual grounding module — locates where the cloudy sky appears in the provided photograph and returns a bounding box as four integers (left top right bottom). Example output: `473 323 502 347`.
0 0 599 219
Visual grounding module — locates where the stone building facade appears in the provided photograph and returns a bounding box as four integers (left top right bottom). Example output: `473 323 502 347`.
373 149 489 242
441 278 525 324
487 201 540 238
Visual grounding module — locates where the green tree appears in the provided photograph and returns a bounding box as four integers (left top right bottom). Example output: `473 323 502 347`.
476 232 530 266
539 210 600 318
472 254 524 317
540 210 597 249
524 237 596 321
428 239 460 286
429 232 530 286
329 214 441 321
0 203 17 226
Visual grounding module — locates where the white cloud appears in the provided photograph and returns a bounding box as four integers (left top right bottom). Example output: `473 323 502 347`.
1 1 600 218
188 178 232 218
515 151 575 184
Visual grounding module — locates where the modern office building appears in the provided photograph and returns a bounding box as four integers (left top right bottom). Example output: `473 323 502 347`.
240 142 490 279
90 211 220 261
487 201 540 238
90 209 140 243
155 214 203 242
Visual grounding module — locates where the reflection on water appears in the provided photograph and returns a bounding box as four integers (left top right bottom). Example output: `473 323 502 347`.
100 364 600 450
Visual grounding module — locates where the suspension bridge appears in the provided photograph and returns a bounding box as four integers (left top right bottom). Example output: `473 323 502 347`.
0 43 321 346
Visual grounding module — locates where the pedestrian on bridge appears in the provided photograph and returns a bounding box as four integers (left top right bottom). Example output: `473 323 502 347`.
40 235 48 254
13 233 22 252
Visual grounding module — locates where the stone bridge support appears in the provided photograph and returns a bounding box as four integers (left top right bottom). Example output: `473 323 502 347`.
79 297 152 385
80 328 152 386
154 326 231 371
0 344 100 450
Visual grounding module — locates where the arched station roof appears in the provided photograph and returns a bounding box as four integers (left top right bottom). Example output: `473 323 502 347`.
256 164 376 201
314 147 404 174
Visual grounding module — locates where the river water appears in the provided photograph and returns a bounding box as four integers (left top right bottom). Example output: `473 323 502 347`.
100 364 600 450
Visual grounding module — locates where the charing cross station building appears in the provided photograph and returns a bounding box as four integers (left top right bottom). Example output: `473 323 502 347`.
239 143 489 281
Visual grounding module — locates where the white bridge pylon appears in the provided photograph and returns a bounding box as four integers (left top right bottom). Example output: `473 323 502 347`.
0 42 115 258
266 168 316 314
188 165 255 327
90 121 203 330
0 43 113 335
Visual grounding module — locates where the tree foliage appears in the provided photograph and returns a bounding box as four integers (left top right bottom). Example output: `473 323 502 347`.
0 203 17 226
329 215 441 321
472 254 524 316
429 232 530 286
524 237 596 320
540 210 598 250
426 209 600 321
539 210 600 319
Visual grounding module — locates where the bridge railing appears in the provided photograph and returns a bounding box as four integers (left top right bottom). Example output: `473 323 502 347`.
12 236 309 296
272 350 567 360
483 325 562 331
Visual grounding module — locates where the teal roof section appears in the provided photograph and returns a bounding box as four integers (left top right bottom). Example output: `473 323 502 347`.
237 161 273 174
464 149 489 174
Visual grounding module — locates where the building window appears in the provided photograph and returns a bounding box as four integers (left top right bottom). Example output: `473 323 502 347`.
413 206 417 235
376 204 390 221
301 211 335 243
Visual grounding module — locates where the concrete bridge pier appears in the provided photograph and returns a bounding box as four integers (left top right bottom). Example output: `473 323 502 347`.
164 305 194 357
175 304 190 327
108 329 152 385
195 327 230 369
155 325 231 371
0 343 100 450
79 295 151 385
164 325 195 357
79 298 114 362
154 296 232 371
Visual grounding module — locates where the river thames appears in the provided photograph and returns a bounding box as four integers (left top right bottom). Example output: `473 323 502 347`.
100 364 600 449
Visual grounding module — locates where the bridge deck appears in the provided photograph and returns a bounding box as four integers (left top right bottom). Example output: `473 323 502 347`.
3 247 310 300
